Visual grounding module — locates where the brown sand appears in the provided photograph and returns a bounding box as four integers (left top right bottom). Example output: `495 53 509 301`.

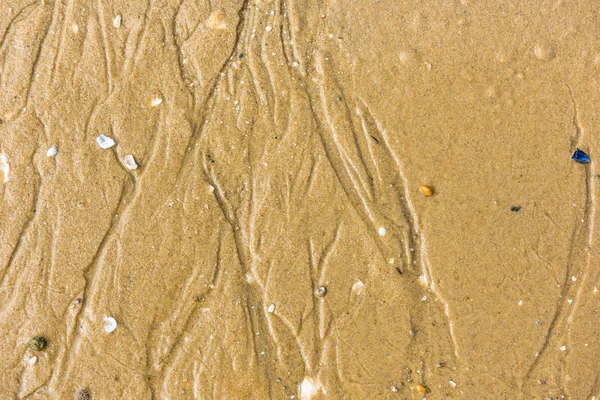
0 1 599 399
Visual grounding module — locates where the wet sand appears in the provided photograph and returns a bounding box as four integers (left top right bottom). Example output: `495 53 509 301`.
0 1 599 399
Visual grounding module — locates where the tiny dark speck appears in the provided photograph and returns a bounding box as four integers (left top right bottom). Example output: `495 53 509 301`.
510 206 521 212
571 149 590 164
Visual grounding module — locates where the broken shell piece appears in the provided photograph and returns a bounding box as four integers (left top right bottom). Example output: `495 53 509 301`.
351 280 365 295
103 316 117 333
96 134 116 149
47 146 58 157
124 154 138 170
299 377 322 400
151 97 163 107
267 304 275 313
28 356 37 366
112 15 122 28
207 9 227 30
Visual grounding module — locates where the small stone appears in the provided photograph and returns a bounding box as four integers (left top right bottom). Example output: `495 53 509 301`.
267 304 275 313
104 316 117 333
571 149 590 164
151 97 163 107
28 336 48 351
419 185 434 197
0 153 9 183
315 286 327 297
533 43 556 61
47 146 58 157
207 9 227 30
560 345 567 351
414 383 428 394
96 134 116 149
351 280 365 295
124 154 138 170
449 379 457 388
391 385 399 393
378 227 387 236
510 205 521 212
112 15 122 28
76 388 91 400
28 356 37 366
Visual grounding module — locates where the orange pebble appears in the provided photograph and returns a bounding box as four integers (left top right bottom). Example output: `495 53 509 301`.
419 185 434 197
414 383 428 394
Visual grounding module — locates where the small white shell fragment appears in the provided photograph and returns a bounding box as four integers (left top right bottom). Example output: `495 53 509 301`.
351 280 365 295
47 146 58 157
72 24 79 33
299 377 322 400
151 97 163 107
267 304 275 313
0 153 9 182
96 134 116 149
124 154 138 170
28 356 37 366
104 316 117 333
560 345 567 351
209 185 215 192
449 379 457 388
378 227 387 236
112 15 122 28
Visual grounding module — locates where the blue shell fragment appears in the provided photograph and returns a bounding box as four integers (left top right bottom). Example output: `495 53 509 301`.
571 149 590 164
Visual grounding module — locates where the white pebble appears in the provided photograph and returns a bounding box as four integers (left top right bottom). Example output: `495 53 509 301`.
209 185 215 192
449 379 457 388
378 227 387 236
351 280 365 295
560 345 567 351
0 153 10 182
265 26 272 32
28 356 37 366
267 304 275 313
113 15 122 28
104 316 117 333
151 97 163 107
299 377 321 400
47 146 58 157
96 134 116 149
124 154 138 170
